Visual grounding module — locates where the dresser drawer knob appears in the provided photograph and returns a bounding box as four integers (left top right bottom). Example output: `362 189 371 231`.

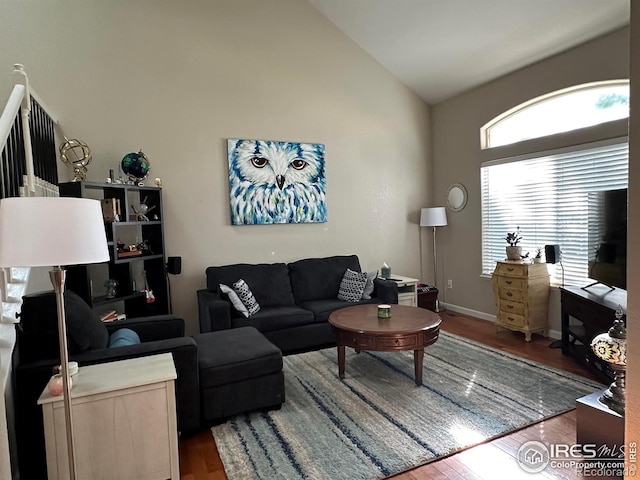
507 304 514 309
507 316 515 321
506 292 513 297
395 339 400 346
505 280 512 285
507 267 514 272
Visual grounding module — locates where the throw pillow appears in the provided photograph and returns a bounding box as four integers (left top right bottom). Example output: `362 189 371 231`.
361 271 378 300
108 328 141 348
233 279 261 316
338 268 368 302
219 283 250 318
64 290 109 354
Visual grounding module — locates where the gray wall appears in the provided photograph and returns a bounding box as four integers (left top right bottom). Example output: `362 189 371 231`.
0 0 432 335
431 27 629 334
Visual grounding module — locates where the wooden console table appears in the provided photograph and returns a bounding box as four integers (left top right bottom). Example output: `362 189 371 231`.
38 354 179 480
560 285 626 381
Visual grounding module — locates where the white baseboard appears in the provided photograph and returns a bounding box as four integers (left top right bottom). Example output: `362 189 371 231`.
441 302 561 340
440 302 496 322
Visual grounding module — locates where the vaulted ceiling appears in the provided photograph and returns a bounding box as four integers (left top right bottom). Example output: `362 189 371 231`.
307 0 630 104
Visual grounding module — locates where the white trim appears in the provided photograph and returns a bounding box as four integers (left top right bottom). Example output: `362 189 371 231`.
443 303 561 340
480 79 629 149
0 84 25 154
480 118 629 163
480 135 629 168
442 302 496 322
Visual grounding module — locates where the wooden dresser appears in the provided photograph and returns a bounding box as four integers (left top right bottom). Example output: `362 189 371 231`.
491 261 550 341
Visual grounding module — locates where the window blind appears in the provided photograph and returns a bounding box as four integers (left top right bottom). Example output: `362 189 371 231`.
481 140 628 286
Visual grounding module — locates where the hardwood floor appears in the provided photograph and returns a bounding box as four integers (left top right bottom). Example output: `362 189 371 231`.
178 311 603 479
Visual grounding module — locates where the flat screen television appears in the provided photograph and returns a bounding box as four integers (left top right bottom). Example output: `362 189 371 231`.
587 188 627 290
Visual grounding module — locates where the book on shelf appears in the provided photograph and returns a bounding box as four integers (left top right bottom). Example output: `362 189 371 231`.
100 311 126 322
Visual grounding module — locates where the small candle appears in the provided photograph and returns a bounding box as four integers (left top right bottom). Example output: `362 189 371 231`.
378 304 391 318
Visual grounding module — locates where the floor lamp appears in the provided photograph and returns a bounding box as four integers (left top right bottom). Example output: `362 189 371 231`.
0 196 109 480
420 207 448 312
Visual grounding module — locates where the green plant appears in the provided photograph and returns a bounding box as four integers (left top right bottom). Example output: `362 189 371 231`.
534 246 543 258
504 227 522 246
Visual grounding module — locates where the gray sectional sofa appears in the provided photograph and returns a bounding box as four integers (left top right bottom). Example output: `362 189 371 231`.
197 254 398 354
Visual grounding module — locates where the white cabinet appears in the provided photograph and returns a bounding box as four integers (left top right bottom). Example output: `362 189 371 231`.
38 354 179 480
389 275 419 307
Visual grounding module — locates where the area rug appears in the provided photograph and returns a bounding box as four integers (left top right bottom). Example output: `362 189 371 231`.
211 331 603 480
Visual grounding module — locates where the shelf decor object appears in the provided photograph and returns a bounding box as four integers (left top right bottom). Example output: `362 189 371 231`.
420 207 447 312
0 196 109 480
121 149 150 185
590 304 627 415
59 137 92 181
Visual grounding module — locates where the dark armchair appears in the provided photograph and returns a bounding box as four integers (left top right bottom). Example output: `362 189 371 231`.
12 290 200 480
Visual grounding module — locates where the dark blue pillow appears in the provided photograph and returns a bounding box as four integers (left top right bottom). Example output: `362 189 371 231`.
64 290 109 353
108 328 141 348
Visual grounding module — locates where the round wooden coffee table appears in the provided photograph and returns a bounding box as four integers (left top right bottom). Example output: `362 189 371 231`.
328 304 441 385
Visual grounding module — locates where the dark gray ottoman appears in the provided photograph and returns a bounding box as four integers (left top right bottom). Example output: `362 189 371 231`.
194 326 285 423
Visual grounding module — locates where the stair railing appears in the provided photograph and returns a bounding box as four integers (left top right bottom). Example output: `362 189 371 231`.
0 64 59 200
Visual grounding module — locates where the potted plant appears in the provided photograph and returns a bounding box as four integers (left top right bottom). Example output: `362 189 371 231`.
505 227 523 260
533 246 544 264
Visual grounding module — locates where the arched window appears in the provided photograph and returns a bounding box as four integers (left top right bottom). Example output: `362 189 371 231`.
481 80 629 149
480 81 629 288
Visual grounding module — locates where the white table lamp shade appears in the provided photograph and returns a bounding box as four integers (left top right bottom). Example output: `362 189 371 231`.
0 197 109 267
420 207 447 227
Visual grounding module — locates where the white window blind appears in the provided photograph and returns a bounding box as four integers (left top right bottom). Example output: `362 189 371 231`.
481 140 628 286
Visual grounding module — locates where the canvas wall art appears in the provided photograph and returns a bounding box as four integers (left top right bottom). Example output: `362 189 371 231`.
227 138 327 225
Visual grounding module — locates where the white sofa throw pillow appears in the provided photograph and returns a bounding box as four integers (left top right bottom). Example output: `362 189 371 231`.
219 283 250 318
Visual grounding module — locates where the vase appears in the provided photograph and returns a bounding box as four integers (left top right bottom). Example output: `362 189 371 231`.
505 246 522 260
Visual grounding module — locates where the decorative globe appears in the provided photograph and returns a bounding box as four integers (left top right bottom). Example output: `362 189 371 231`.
121 150 150 184
59 137 92 181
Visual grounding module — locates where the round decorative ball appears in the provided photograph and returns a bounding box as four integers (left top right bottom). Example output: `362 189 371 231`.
59 138 92 181
121 150 150 183
591 334 627 366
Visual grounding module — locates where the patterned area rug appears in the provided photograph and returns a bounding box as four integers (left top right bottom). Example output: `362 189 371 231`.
212 331 603 480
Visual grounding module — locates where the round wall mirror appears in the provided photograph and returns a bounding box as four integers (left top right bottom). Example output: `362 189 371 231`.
446 183 468 212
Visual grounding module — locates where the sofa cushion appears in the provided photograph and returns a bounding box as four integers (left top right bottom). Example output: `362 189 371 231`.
361 271 378 300
288 255 362 302
231 305 315 333
65 290 110 353
298 297 379 323
206 263 295 307
337 269 368 302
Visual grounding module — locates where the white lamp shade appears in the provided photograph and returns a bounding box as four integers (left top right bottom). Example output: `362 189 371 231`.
420 207 447 227
0 197 109 267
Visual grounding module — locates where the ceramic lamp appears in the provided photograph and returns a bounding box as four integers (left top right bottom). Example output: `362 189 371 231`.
590 304 626 415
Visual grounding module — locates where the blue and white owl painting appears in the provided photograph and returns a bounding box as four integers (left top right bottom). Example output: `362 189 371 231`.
227 138 327 225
